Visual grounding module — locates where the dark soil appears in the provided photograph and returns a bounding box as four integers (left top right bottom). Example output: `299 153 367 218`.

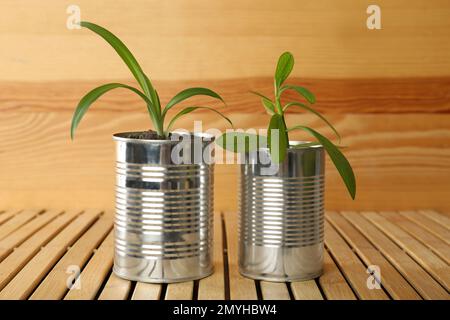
126 130 170 140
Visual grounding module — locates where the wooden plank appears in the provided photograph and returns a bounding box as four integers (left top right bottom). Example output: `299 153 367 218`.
260 282 290 300
3 1 450 81
342 211 448 300
324 221 388 300
0 209 42 241
0 209 82 291
318 250 357 300
30 215 113 299
399 211 450 245
198 211 225 300
1 113 450 215
64 230 114 300
364 211 450 291
326 211 421 300
2 78 450 114
98 273 132 300
380 212 450 265
419 210 450 230
290 281 323 300
0 210 18 225
131 282 162 300
165 281 194 300
0 209 62 261
0 209 101 299
224 211 258 300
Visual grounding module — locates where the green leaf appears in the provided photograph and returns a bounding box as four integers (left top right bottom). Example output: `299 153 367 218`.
274 52 294 89
284 102 341 142
249 90 272 101
288 125 356 199
261 99 275 115
216 132 267 153
165 106 233 134
281 85 316 104
163 87 225 117
267 114 288 163
80 21 163 135
71 83 156 139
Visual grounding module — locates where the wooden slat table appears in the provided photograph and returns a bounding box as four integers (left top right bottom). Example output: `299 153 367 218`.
0 209 448 300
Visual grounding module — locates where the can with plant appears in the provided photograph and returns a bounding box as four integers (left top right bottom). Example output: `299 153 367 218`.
217 52 356 281
71 22 231 283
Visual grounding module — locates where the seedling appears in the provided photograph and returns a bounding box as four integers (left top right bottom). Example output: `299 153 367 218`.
217 52 356 199
70 21 231 140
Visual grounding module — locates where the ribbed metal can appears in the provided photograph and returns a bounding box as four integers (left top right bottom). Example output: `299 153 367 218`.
112 132 214 283
239 142 325 282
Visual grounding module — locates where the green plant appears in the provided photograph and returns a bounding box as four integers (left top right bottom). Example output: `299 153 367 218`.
70 21 231 139
217 52 356 199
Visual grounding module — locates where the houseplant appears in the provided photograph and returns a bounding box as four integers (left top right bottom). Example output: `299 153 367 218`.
217 52 355 281
71 21 231 283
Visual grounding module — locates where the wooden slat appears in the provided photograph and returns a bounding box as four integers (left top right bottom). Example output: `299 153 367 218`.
318 250 357 300
342 211 448 300
30 215 113 299
131 282 162 300
165 281 194 300
399 211 450 245
0 209 62 261
380 212 450 265
198 211 225 300
98 273 132 300
327 212 421 300
419 210 450 230
364 211 450 291
0 209 82 291
224 212 258 300
260 282 290 300
325 221 389 300
0 210 18 225
0 209 42 241
64 230 114 300
290 281 323 300
0 209 101 299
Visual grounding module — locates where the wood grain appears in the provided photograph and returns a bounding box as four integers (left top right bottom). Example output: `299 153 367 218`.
0 210 101 299
324 221 389 300
30 215 112 300
326 211 421 300
363 211 450 291
98 272 132 300
290 281 323 300
2 0 450 81
131 282 162 300
0 209 82 291
342 211 449 300
1 78 449 114
0 112 449 213
318 250 357 300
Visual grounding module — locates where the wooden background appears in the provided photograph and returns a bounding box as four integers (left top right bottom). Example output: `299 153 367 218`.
0 0 449 212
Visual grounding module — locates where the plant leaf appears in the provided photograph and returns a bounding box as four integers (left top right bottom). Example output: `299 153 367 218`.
71 83 156 139
267 114 288 163
80 21 163 135
163 87 225 117
165 106 232 134
280 85 316 104
261 99 275 115
288 125 356 199
216 132 267 153
284 102 341 142
249 90 272 101
80 22 154 100
274 52 294 89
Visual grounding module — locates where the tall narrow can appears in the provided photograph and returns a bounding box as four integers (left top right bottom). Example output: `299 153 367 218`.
113 132 214 283
239 142 325 282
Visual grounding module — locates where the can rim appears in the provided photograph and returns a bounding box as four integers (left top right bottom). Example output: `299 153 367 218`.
112 131 215 144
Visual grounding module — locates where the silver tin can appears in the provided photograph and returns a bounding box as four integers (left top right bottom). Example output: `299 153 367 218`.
239 142 324 282
112 132 214 283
